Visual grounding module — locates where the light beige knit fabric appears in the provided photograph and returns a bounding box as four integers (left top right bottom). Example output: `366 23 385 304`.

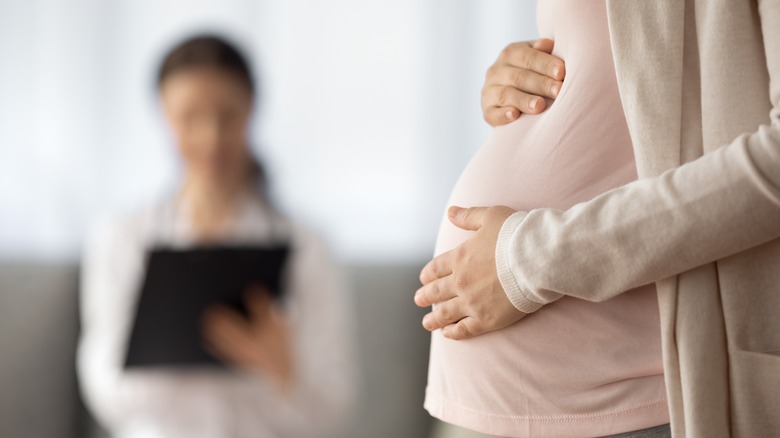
496 1 780 436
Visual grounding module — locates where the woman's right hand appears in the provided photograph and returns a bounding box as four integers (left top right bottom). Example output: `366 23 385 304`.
201 288 295 395
482 38 566 126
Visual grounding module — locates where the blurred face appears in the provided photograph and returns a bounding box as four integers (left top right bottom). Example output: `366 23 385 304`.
160 68 253 186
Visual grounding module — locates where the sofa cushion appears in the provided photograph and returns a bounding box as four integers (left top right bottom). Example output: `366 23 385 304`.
0 262 83 438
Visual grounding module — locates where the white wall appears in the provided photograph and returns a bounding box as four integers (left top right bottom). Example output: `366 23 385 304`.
0 0 537 263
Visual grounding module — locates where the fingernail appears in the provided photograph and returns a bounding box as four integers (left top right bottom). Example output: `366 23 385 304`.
530 99 538 110
505 110 515 121
414 290 422 304
551 83 560 97
552 65 562 78
422 315 431 329
447 206 461 219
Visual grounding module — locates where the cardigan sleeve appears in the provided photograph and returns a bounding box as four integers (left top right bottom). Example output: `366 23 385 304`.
496 2 780 310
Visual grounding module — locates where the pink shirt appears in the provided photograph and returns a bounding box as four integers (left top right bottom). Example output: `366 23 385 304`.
424 1 669 437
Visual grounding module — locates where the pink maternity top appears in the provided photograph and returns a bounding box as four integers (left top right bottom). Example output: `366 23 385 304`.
424 1 669 437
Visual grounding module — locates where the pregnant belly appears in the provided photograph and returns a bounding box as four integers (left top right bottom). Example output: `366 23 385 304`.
427 85 665 418
435 96 638 256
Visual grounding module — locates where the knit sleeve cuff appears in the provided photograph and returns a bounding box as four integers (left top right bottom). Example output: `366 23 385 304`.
495 210 545 314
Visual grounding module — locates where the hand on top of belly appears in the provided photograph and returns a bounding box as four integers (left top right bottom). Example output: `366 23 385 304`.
415 205 528 340
482 38 565 126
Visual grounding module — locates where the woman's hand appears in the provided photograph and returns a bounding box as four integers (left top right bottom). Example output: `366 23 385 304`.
482 38 565 126
202 288 295 394
414 206 528 340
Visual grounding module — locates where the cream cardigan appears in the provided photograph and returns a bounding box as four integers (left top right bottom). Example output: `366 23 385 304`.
495 1 780 436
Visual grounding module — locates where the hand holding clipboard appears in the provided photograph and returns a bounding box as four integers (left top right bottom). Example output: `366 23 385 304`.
124 245 290 369
202 288 295 392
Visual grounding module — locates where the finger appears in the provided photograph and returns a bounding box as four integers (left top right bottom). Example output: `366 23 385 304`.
422 298 466 331
202 310 251 342
492 66 562 100
201 319 255 365
203 335 256 367
245 290 273 321
265 302 285 325
419 251 454 285
503 41 565 81
442 317 484 340
203 326 245 358
531 38 555 53
447 206 488 231
262 303 289 339
202 307 255 350
482 85 547 115
202 341 239 364
483 106 520 127
414 276 456 307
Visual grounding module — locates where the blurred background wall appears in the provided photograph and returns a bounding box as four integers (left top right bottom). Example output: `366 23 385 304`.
0 1 538 437
0 0 537 262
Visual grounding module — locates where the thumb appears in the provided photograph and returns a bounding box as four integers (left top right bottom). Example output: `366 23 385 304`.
448 206 486 231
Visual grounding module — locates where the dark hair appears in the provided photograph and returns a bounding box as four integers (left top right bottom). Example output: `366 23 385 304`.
157 35 255 95
157 35 270 203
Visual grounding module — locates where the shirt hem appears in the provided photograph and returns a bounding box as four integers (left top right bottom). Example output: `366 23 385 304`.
424 395 670 438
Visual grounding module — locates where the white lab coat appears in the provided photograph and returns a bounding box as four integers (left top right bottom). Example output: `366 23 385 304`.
77 192 356 438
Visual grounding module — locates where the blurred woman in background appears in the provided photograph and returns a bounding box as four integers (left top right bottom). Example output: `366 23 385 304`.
77 35 355 438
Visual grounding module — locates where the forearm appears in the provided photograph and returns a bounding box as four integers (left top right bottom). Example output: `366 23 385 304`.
498 124 780 310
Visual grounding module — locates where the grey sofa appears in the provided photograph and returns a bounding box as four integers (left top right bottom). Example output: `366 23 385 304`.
0 261 433 438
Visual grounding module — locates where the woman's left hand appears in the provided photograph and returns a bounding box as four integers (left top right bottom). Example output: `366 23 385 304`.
482 39 565 126
414 205 528 340
202 288 295 394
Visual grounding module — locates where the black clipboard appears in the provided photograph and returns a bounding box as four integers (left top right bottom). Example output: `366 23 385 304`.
124 244 290 368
